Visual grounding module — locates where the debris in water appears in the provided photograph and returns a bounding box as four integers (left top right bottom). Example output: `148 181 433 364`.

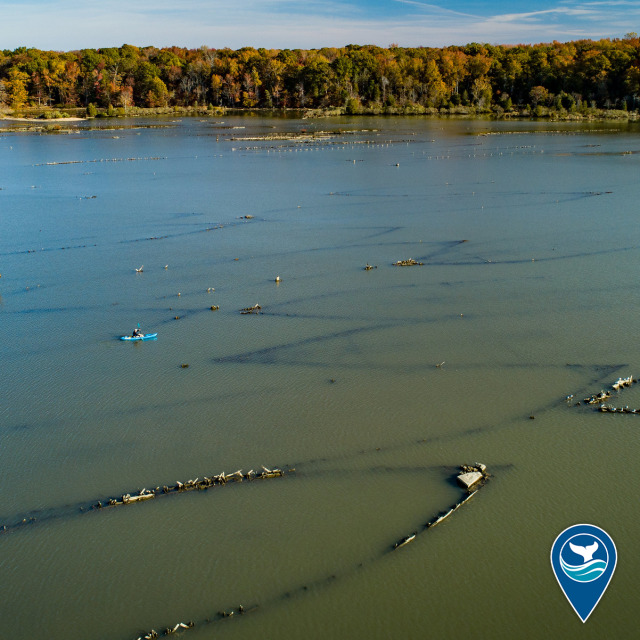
392 259 423 267
240 303 262 314
393 533 416 549
456 463 486 491
573 374 639 411
393 463 489 551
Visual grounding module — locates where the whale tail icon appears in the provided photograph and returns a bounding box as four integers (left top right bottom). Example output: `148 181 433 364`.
569 541 599 563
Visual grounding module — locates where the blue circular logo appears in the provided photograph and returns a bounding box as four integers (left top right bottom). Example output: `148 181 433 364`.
559 533 608 583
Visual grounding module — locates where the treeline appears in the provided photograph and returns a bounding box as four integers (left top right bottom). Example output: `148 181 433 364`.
1 36 640 114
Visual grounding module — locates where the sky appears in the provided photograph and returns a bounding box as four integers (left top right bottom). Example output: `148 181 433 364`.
1 0 638 51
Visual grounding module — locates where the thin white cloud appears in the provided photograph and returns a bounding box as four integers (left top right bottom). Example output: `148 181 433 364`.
487 7 597 23
393 0 480 19
569 0 640 5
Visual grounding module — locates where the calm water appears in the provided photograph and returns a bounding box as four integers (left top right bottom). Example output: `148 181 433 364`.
1 114 640 639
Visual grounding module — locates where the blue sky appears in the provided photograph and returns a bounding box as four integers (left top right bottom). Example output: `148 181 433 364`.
1 0 638 51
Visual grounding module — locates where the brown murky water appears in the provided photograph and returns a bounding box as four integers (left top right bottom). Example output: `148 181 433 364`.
1 115 639 639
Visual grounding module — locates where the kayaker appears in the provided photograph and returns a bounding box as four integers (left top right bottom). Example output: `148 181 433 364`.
132 327 143 337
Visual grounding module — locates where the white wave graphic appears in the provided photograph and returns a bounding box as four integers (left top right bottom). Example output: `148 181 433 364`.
560 556 607 582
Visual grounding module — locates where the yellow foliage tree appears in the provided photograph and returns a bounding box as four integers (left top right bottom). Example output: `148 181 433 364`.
7 67 29 108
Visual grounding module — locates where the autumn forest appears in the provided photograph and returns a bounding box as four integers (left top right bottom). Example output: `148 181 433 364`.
1 36 640 115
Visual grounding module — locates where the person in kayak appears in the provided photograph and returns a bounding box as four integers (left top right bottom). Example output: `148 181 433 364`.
132 327 143 337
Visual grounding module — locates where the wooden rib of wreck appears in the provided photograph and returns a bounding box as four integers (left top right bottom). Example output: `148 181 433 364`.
426 463 488 528
87 468 290 516
584 390 612 405
122 491 155 505
240 303 261 314
426 490 478 529
393 533 416 549
393 463 489 550
163 621 194 635
579 374 637 405
392 258 424 267
137 606 255 639
91 467 288 515
612 375 634 391
598 404 640 414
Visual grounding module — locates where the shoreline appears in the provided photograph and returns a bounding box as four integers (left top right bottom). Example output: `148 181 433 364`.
1 106 639 124
0 116 86 122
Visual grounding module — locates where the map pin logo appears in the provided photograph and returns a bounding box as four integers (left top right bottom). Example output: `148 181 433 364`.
550 524 617 622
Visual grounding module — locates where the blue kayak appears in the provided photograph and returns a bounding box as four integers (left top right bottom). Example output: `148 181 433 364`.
120 333 158 341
